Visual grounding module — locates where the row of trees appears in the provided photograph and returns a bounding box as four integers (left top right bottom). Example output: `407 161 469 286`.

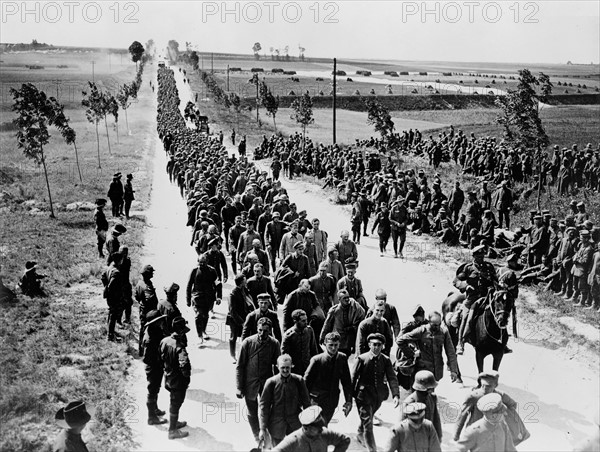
252 42 306 61
10 40 148 218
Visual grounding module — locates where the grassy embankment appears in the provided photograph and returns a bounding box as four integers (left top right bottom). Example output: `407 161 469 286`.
0 52 156 451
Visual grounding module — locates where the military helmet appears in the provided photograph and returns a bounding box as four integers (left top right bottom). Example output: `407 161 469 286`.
412 370 438 391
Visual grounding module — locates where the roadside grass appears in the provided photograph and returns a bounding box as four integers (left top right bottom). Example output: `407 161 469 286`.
0 57 156 451
0 295 138 452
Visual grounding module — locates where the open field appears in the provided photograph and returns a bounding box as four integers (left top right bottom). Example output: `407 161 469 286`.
0 51 155 451
258 107 449 144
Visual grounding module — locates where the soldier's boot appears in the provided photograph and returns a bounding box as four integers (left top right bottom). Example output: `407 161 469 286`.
229 340 237 363
572 294 584 306
364 430 377 452
584 296 599 310
168 414 189 440
147 397 167 425
456 312 468 355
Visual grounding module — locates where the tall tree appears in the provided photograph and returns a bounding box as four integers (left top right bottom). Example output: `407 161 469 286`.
190 51 200 70
290 92 314 152
82 82 104 168
49 98 82 182
117 83 136 135
128 40 145 68
11 84 60 217
106 92 119 144
365 98 395 138
252 42 262 60
495 69 551 149
168 40 180 62
260 82 279 128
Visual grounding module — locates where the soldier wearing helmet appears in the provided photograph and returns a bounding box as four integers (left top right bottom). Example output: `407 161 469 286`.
401 370 442 440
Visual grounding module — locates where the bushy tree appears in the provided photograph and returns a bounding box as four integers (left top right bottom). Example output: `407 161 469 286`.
50 98 82 182
82 82 105 168
290 92 314 152
496 69 552 149
365 98 395 138
128 41 145 66
190 51 199 70
11 84 75 216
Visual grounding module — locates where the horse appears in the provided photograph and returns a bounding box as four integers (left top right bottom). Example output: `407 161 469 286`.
442 289 516 373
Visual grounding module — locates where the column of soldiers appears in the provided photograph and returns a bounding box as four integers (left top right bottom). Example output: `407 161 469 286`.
146 66 535 452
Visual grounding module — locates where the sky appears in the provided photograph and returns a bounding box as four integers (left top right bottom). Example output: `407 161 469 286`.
1 1 599 64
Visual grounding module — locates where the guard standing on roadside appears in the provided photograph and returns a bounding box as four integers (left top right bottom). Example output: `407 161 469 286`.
123 174 135 220
105 224 127 264
135 265 159 352
186 254 220 342
158 283 182 334
101 252 124 342
160 316 191 440
141 310 168 426
53 400 94 452
107 172 124 217
93 199 108 258
118 246 133 325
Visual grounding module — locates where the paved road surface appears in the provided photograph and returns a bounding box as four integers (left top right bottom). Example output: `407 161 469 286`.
128 66 599 451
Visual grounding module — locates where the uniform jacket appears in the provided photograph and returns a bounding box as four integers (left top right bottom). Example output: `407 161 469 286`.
309 274 337 312
397 324 458 381
242 308 282 343
236 334 280 400
280 231 302 259
281 253 310 281
337 276 365 305
367 303 401 337
335 240 358 269
246 275 276 307
265 221 286 250
281 325 319 376
304 351 352 404
101 264 123 307
356 316 394 357
454 388 518 441
186 264 218 306
384 419 441 452
259 373 310 431
53 429 89 452
573 242 594 276
312 229 329 262
141 326 166 368
456 417 516 452
321 258 345 283
402 391 443 440
351 351 400 404
228 286 255 327
160 333 191 391
320 301 365 349
158 299 181 334
282 289 319 331
94 208 108 231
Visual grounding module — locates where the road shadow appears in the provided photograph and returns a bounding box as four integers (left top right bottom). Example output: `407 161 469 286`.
181 425 235 451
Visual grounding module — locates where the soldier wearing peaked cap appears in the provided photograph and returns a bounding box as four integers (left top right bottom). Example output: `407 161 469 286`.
352 332 400 452
107 173 124 217
272 405 351 452
141 310 168 426
384 402 441 452
158 283 182 334
453 244 498 355
456 393 516 452
93 199 108 258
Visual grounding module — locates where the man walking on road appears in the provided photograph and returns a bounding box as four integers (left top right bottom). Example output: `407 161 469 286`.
259 354 311 447
304 332 353 426
236 318 281 444
281 309 319 376
186 254 220 343
352 333 400 452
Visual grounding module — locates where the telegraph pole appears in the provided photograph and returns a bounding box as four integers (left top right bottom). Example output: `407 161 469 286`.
91 61 95 82
333 58 337 145
52 79 61 99
227 65 230 91
255 75 259 123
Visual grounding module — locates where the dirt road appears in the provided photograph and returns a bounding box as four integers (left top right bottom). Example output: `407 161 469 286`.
128 66 599 451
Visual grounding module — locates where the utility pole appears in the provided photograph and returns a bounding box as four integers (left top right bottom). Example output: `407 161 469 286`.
227 65 230 91
91 61 95 82
255 75 259 123
333 58 337 145
52 79 61 99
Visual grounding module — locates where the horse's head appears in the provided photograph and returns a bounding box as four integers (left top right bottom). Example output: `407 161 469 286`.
490 290 514 329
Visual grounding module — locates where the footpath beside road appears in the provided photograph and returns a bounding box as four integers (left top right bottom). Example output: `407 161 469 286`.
127 66 599 452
